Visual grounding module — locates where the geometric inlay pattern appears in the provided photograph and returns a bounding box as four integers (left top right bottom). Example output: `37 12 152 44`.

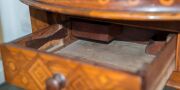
28 59 52 90
1 45 141 90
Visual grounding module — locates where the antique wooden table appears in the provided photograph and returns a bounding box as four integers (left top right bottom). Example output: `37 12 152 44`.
1 0 180 90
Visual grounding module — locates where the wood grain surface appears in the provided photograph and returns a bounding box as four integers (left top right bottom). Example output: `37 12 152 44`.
1 44 141 90
21 0 180 20
30 7 49 32
0 23 177 90
3 0 180 89
176 34 180 71
167 71 180 89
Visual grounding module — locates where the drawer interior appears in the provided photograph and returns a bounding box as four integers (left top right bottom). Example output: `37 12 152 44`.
11 18 175 74
4 18 177 90
55 39 155 73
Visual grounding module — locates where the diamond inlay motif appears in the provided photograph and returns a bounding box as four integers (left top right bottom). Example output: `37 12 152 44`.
28 59 52 89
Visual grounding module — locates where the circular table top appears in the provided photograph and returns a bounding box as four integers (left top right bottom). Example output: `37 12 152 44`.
21 0 180 21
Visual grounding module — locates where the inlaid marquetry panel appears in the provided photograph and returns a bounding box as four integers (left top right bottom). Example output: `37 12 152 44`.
1 44 141 90
29 60 52 89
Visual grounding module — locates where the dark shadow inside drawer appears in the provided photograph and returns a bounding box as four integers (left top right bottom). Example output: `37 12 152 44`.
11 24 175 72
9 24 176 89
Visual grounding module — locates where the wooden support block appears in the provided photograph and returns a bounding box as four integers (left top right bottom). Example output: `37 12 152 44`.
71 20 121 42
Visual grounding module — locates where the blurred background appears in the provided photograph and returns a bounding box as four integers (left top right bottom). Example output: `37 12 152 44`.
0 0 32 85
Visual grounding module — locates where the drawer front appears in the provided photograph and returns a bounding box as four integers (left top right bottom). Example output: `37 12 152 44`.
1 44 141 90
0 24 176 90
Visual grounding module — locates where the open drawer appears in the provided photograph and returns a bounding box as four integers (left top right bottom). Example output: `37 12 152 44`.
0 24 176 90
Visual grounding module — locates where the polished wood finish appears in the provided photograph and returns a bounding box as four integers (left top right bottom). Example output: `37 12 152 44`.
14 24 66 49
167 71 180 89
145 35 176 90
1 43 141 90
112 21 180 32
0 23 177 90
30 7 49 32
21 0 180 20
176 34 180 71
1 0 180 90
71 19 118 42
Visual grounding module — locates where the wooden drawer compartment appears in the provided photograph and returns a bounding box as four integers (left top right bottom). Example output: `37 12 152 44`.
0 24 176 90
